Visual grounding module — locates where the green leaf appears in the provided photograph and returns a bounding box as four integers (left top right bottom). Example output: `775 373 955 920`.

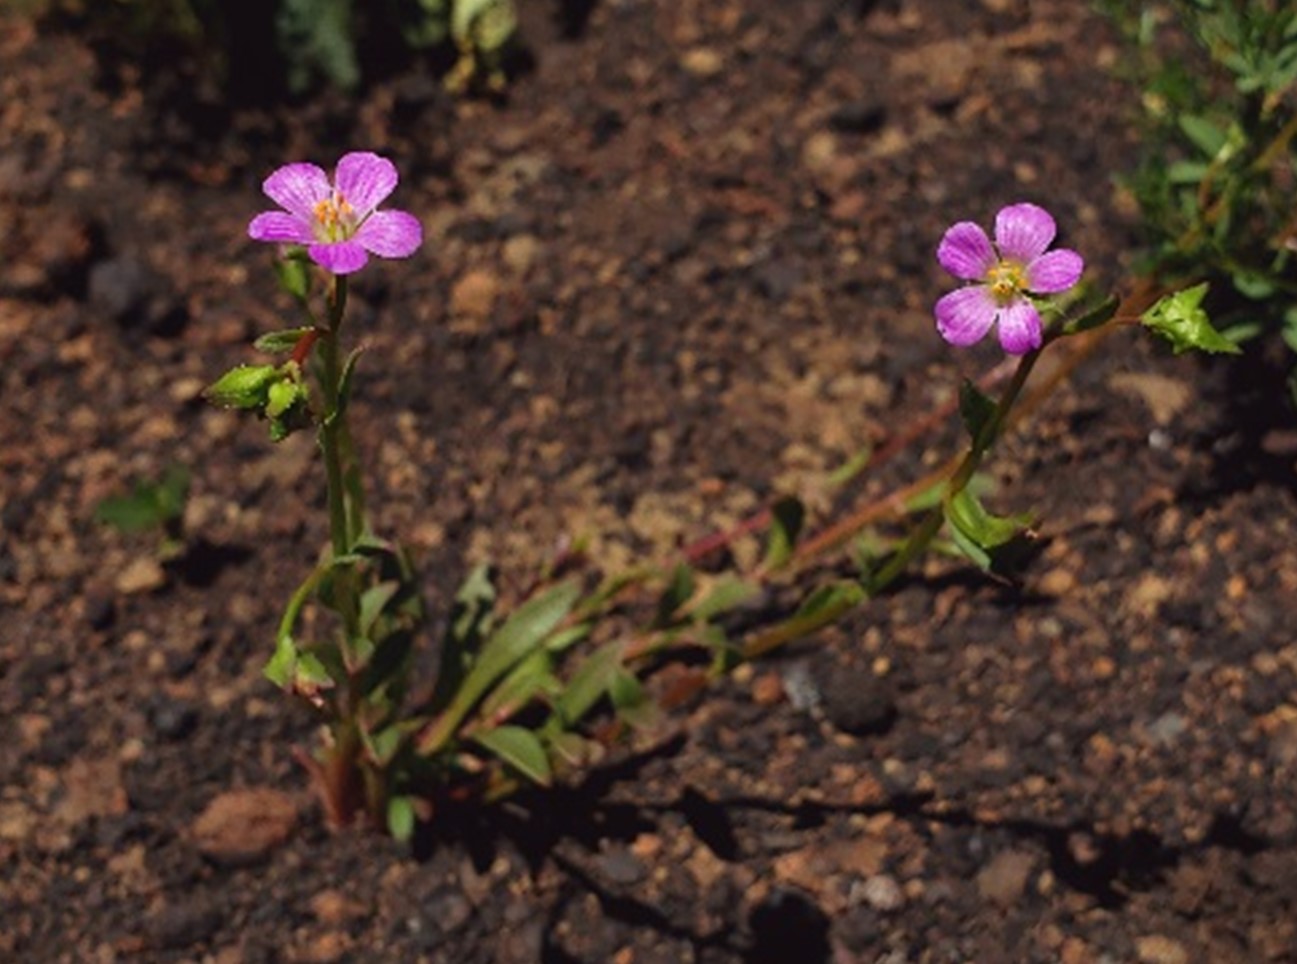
473 725 552 785
204 365 279 409
942 488 1031 572
654 564 695 627
264 633 298 689
1178 113 1228 157
689 575 761 623
958 380 998 451
358 581 401 638
1141 283 1241 355
326 348 364 426
544 622 592 653
418 581 580 753
477 648 558 723
609 670 660 732
551 641 624 728
95 464 189 533
1063 294 1120 336
761 496 805 570
255 327 314 354
1167 160 1210 185
826 445 872 487
387 795 417 843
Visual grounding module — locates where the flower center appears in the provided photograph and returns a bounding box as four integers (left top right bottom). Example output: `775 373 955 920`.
985 260 1027 305
313 193 355 243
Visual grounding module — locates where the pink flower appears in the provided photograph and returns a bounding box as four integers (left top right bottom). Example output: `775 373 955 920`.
248 152 423 276
933 202 1083 355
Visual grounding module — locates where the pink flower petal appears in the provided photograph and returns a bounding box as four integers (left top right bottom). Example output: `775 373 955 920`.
935 285 998 347
354 210 422 259
263 163 331 222
1025 248 1083 294
994 203 1056 263
335 152 398 217
995 298 1043 354
937 221 997 281
248 211 314 244
309 240 369 275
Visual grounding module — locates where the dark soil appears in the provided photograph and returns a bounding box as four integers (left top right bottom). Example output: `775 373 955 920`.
4 2 1297 962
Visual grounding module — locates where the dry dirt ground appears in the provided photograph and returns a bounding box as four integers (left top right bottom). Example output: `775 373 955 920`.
3 1 1297 961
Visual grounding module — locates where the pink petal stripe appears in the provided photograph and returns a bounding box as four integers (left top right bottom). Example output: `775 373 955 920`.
248 211 315 244
994 203 1056 263
1025 249 1083 294
937 221 997 281
336 152 398 217
355 210 423 258
263 163 331 222
935 285 998 347
995 298 1043 355
309 240 369 275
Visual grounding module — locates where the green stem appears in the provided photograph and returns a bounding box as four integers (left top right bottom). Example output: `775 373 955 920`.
319 277 351 559
868 345 1042 596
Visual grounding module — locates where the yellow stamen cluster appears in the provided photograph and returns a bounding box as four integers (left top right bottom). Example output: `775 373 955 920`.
985 260 1027 305
313 193 355 242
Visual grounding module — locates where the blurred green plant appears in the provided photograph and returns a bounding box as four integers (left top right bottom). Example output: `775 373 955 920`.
94 462 190 560
1099 0 1297 351
21 0 517 98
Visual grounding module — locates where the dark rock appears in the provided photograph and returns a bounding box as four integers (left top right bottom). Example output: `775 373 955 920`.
88 255 188 336
147 695 199 741
83 590 115 631
148 897 222 950
594 846 646 886
816 663 898 737
828 99 887 134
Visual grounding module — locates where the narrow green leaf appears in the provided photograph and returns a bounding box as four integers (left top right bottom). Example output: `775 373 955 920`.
254 327 314 354
358 581 401 638
473 725 552 785
418 581 580 753
552 641 624 727
761 496 805 570
326 347 364 426
609 670 661 732
1178 113 1228 157
689 576 760 623
1063 294 1120 336
654 564 695 626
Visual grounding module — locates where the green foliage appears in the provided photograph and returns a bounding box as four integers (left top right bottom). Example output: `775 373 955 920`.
942 488 1032 573
1100 0 1297 347
95 463 190 558
1141 282 1243 354
35 0 518 98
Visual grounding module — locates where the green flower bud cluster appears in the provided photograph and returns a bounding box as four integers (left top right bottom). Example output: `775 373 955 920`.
205 359 311 441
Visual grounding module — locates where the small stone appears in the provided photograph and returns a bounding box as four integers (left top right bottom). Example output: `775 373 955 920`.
1135 934 1189 964
502 234 540 275
1038 568 1076 596
310 889 366 926
681 47 723 77
595 845 646 885
191 787 297 866
751 671 785 706
450 268 500 319
115 557 167 595
817 663 897 737
1147 711 1188 746
148 898 222 950
860 874 904 911
976 849 1035 907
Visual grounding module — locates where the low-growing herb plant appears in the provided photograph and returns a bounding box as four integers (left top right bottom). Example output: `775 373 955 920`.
210 146 1238 841
1099 0 1296 355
